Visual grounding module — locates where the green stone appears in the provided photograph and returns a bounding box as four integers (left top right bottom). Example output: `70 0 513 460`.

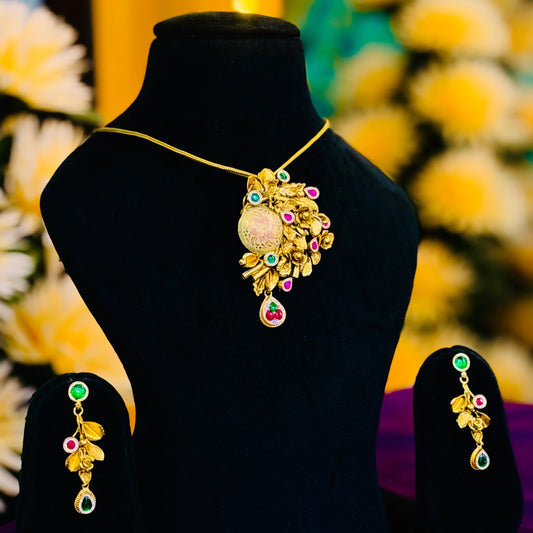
81 495 93 512
269 302 278 312
250 193 260 202
70 383 87 401
453 355 469 371
478 453 488 468
267 254 276 264
280 172 287 180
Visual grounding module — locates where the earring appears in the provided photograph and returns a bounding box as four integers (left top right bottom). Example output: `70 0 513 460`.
450 353 491 470
64 381 105 514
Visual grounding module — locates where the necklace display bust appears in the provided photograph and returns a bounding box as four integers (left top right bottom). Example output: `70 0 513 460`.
40 11 418 531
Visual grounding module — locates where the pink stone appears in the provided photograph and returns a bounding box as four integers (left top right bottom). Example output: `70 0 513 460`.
476 398 483 406
323 221 330 228
282 279 293 291
281 211 294 224
305 186 320 199
67 440 76 450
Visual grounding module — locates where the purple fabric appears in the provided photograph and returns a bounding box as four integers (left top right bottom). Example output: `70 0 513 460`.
377 388 533 532
0 522 14 532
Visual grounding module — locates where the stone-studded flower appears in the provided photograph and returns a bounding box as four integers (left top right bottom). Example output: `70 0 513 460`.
0 275 135 428
394 0 509 57
0 1 91 113
409 60 516 142
410 148 528 238
332 45 407 110
334 106 418 178
0 360 34 512
3 114 85 233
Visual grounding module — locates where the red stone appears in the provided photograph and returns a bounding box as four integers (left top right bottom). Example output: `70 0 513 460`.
275 309 283 320
266 310 275 321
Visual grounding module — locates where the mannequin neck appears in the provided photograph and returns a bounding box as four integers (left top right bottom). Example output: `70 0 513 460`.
110 12 323 167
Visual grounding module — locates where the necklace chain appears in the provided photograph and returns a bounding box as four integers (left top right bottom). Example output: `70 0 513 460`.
93 120 329 177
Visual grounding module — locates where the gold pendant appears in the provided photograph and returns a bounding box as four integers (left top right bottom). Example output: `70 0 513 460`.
238 168 334 327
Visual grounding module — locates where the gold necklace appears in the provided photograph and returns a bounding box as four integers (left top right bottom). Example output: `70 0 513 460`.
93 120 334 328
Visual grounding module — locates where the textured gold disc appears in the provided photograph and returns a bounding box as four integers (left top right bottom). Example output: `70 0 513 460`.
238 205 283 255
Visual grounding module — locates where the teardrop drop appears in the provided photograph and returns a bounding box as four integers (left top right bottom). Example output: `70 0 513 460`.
259 294 286 328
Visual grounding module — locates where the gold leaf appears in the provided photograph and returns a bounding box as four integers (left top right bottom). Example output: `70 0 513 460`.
311 252 321 265
277 257 292 277
65 451 81 472
253 276 266 296
79 471 92 485
471 431 483 444
239 253 259 268
293 263 300 278
450 395 467 413
301 257 313 277
320 231 335 250
265 269 279 292
457 411 472 428
86 441 105 462
310 217 323 237
294 236 307 251
82 421 105 441
283 225 297 241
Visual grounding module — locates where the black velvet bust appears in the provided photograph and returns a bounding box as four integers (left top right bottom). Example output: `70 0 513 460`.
40 12 419 531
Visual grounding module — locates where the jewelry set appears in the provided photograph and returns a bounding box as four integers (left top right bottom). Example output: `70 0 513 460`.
57 126 490 517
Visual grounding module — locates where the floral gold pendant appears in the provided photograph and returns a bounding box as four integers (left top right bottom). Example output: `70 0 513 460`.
238 168 334 327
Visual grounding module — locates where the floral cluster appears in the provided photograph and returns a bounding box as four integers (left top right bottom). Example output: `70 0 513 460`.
319 0 533 399
0 0 133 517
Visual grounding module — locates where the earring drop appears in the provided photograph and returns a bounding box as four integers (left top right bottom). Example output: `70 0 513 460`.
450 353 491 470
64 381 105 514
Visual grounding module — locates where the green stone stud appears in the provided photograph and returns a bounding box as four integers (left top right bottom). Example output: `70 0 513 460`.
269 302 278 313
452 353 470 372
68 381 89 402
251 193 260 202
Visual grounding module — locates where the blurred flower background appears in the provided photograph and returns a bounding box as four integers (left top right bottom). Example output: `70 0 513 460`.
0 0 532 522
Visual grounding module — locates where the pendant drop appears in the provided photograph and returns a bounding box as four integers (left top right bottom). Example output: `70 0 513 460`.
260 293 286 328
74 487 96 514
470 446 490 470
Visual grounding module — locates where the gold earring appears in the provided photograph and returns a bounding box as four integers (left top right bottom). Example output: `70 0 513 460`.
450 353 491 470
64 381 105 514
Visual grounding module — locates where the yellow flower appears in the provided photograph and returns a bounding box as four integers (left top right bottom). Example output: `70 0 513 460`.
505 3 533 71
333 106 418 177
498 296 533 348
0 1 91 113
3 114 84 233
516 89 533 138
0 360 33 511
386 323 476 392
410 148 528 238
394 0 509 57
352 0 403 10
480 337 533 403
0 275 135 427
405 239 473 326
409 60 516 141
0 210 34 302
333 45 406 109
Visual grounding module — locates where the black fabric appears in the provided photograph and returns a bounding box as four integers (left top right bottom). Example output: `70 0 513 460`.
414 346 523 533
16 373 143 532
40 12 419 531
